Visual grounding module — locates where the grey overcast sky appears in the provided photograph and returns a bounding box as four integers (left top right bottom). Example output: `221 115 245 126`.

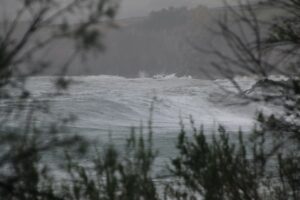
1 0 241 19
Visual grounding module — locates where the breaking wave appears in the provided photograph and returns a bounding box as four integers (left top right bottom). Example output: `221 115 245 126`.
19 75 269 134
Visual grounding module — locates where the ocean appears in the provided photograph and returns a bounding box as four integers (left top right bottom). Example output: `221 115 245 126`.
2 75 271 176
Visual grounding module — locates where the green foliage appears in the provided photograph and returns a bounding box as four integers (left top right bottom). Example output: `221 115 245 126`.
58 129 159 200
165 120 300 200
169 127 252 199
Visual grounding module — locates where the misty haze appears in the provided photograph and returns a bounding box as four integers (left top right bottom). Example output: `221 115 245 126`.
0 0 298 199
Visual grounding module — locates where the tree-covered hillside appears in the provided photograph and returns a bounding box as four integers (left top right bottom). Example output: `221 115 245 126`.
11 4 282 78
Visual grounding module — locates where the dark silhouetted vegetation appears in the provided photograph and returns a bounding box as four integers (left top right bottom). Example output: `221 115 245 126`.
1 0 300 200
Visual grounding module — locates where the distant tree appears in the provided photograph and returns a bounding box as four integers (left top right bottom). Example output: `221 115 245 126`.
141 7 189 31
190 5 210 25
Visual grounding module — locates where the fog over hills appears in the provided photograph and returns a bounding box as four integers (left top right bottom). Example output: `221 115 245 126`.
35 5 220 77
1 0 243 19
6 3 280 78
120 0 202 18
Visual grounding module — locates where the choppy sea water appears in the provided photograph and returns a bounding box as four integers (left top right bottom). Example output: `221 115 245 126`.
4 75 272 176
26 75 266 130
